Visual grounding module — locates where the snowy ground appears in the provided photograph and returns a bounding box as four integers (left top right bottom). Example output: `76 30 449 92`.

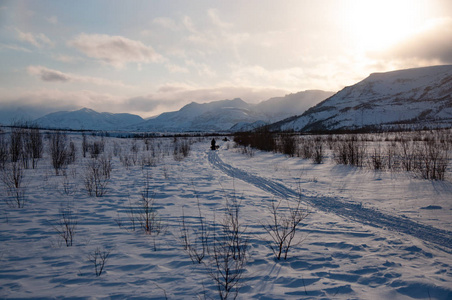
1 134 451 299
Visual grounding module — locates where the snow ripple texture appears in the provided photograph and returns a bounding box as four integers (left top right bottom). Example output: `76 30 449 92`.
208 150 452 253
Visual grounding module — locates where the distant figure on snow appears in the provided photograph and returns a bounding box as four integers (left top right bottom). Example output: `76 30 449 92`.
211 138 217 150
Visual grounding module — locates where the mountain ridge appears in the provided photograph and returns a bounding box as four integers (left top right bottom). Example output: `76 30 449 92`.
131 91 333 132
2 65 451 132
34 108 144 130
273 65 452 132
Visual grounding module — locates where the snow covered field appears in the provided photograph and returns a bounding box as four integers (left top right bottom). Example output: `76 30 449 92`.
1 132 451 299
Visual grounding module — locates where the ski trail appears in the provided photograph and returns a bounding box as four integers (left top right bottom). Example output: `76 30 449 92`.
208 150 452 252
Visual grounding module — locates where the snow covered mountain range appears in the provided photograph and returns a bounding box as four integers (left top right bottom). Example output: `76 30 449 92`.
0 90 332 131
2 65 451 132
273 65 452 132
35 108 144 131
132 90 333 132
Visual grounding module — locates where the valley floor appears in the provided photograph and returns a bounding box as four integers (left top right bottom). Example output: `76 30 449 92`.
1 136 451 299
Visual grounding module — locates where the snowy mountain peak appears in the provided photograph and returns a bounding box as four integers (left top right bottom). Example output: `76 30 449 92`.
35 108 143 130
133 93 331 132
275 65 452 132
78 107 97 114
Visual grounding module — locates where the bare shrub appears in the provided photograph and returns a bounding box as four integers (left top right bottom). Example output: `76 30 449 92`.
415 139 449 180
49 131 69 175
82 133 88 158
126 198 137 231
161 164 170 179
297 136 324 164
130 140 140 164
144 138 153 151
173 138 191 161
180 198 209 264
131 140 139 153
141 153 157 168
120 153 133 169
7 122 42 169
115 198 137 232
385 141 397 170
118 172 164 236
179 190 249 299
298 137 314 160
112 141 122 157
136 173 164 236
234 127 276 153
23 126 43 169
262 197 309 260
207 195 248 300
1 162 26 208
61 169 77 196
67 141 77 164
279 133 296 157
9 127 23 163
84 155 112 197
0 134 9 168
398 139 416 171
99 154 112 178
90 140 105 158
312 137 324 164
53 203 77 247
369 143 384 170
333 135 366 167
88 246 111 276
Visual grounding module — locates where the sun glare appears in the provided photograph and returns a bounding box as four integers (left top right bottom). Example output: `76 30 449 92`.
343 0 421 52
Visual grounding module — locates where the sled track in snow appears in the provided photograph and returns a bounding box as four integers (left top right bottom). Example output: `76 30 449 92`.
208 151 452 253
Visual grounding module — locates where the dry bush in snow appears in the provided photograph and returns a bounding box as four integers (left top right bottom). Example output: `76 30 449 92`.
136 173 164 236
180 198 209 264
23 126 43 169
279 133 297 157
88 246 111 276
415 138 449 180
83 155 112 197
201 194 249 300
173 138 191 161
1 162 27 208
262 196 309 260
0 134 8 169
49 131 70 175
53 203 77 247
332 135 366 167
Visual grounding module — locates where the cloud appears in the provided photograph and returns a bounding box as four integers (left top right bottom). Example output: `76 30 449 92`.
182 11 248 56
28 66 70 82
27 65 131 87
0 89 127 117
68 33 164 68
153 17 179 31
0 43 31 53
15 28 53 48
185 59 216 77
165 63 189 74
46 16 58 25
53 54 82 63
372 18 452 65
207 9 233 29
232 65 305 86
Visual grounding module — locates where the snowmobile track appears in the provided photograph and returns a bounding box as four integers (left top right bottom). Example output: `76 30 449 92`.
208 150 452 253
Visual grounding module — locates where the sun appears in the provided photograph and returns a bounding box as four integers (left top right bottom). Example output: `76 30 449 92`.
343 0 421 52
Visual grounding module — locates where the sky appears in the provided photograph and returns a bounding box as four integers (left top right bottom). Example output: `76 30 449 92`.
1 0 452 118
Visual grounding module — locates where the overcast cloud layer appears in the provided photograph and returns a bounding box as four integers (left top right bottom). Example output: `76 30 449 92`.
1 0 452 118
